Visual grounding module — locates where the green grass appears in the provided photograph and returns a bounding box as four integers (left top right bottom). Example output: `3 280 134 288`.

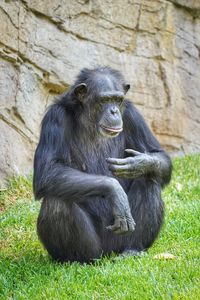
0 155 200 300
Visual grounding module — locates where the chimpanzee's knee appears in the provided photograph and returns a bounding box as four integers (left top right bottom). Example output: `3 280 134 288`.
37 198 101 262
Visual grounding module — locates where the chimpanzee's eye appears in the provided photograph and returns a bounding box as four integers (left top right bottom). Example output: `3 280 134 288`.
101 97 124 106
101 98 108 104
115 98 124 106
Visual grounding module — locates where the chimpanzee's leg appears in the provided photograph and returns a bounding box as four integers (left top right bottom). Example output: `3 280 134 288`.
37 198 101 263
122 177 164 255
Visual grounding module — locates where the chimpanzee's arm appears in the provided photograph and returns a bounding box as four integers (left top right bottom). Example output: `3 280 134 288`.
33 104 112 201
33 103 135 233
107 101 172 186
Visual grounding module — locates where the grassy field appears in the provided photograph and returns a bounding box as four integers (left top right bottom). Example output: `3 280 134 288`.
0 155 199 300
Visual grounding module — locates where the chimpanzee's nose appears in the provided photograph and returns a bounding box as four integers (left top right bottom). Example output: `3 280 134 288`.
110 106 119 115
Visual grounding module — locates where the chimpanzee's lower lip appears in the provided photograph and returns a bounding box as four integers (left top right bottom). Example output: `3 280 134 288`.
100 125 123 133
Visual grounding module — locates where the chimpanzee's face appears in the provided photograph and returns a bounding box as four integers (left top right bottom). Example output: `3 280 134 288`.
96 91 125 138
73 73 130 139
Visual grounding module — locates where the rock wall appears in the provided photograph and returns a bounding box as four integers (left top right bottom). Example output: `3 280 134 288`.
0 0 200 185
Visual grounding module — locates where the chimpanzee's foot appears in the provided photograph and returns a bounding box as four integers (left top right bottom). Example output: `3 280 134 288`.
121 249 147 257
112 249 146 261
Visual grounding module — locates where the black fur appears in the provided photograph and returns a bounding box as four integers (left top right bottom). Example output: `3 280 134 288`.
33 66 172 263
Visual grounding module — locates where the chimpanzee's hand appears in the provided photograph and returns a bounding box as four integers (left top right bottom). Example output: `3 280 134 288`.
106 179 135 234
107 149 157 179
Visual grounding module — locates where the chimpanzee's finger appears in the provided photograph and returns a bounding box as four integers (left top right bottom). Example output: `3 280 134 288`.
126 217 136 232
114 219 128 234
106 225 116 231
120 219 128 232
106 216 129 233
111 169 138 178
108 164 131 172
106 157 129 165
125 149 142 156
106 218 120 231
113 173 134 179
106 224 122 232
118 172 142 179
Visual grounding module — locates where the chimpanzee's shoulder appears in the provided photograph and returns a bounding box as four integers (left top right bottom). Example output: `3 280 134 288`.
123 99 145 122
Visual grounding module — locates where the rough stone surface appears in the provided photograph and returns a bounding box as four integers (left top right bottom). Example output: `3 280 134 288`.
0 0 200 185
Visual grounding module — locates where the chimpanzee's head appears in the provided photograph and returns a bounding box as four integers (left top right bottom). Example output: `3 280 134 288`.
70 67 130 139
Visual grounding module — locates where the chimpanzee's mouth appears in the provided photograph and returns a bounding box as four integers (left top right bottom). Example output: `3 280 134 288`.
100 125 123 137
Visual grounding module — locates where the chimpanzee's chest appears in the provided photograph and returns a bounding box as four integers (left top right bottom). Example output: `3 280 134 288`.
69 136 125 176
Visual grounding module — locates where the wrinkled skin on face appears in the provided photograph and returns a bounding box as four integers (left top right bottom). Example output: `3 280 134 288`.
73 75 130 140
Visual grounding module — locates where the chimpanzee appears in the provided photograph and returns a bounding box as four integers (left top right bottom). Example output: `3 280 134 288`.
33 66 172 263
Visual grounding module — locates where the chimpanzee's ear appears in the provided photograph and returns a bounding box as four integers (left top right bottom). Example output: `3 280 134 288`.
74 83 87 101
123 83 130 94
